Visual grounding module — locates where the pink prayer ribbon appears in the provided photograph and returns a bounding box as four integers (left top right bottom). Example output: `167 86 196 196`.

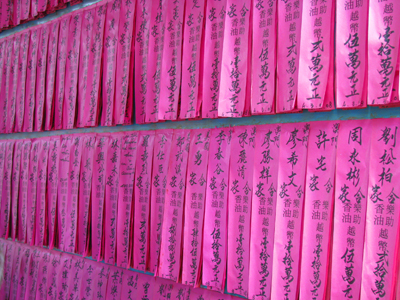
201 0 227 119
149 129 173 273
32 0 39 17
202 128 232 292
79 259 97 300
105 266 125 300
13 0 21 26
270 122 310 299
47 136 60 249
46 252 62 300
154 277 175 299
227 126 256 298
0 142 5 217
360 118 400 299
248 124 281 299
336 0 368 108
6 34 20 134
116 132 139 268
67 256 86 299
158 0 185 121
8 244 22 299
18 140 31 243
38 0 48 13
158 129 191 281
330 119 371 299
24 248 42 299
250 0 277 115
0 241 14 298
56 255 72 299
181 129 211 286
0 41 5 127
35 250 52 300
92 264 110 298
276 0 303 113
298 121 339 300
120 270 140 299
218 0 251 118
21 0 30 21
10 140 22 241
15 30 29 133
179 0 205 119
133 131 155 270
14 245 31 300
0 38 12 134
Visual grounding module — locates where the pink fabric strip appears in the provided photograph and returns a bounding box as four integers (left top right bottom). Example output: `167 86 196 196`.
181 129 211 286
149 129 174 273
14 245 31 300
101 0 120 127
13 0 21 25
248 124 281 299
92 264 110 298
35 250 51 300
32 0 39 17
134 0 152 125
38 0 48 12
67 256 86 299
63 11 82 129
158 129 191 281
105 266 125 300
124 18 135 126
77 134 96 256
9 244 22 300
79 259 97 300
55 254 72 299
145 0 166 123
276 0 303 113
154 277 175 299
179 0 205 119
133 131 155 270
335 0 368 108
330 119 371 299
35 138 50 247
6 34 20 133
299 121 339 300
45 252 62 300
47 136 60 249
0 41 6 128
25 248 42 299
0 38 12 134
137 272 156 299
0 142 5 218
158 0 185 121
201 0 227 119
202 128 232 292
54 15 70 130
104 133 122 265
15 30 29 132
21 0 30 20
0 242 14 299
18 139 31 243
360 119 400 299
23 28 39 132
218 0 251 118
10 140 22 241
120 269 140 298
227 126 256 297
34 24 50 132
250 0 277 115
114 0 136 125
0 141 15 239
270 122 310 299
92 134 109 261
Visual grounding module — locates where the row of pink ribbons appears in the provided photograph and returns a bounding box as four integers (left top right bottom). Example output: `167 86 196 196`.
1 0 400 133
0 118 399 299
0 239 235 300
0 0 82 32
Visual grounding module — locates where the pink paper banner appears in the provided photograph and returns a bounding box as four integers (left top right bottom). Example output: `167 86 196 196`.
10 140 22 241
47 136 60 249
18 140 31 243
67 256 86 299
46 252 62 300
15 30 29 133
330 119 371 299
79 259 97 300
271 122 310 299
25 248 41 299
6 34 20 133
106 266 125 300
0 38 12 134
0 241 14 299
120 270 140 299
14 245 31 300
202 128 232 292
0 141 15 239
154 277 175 299
55 254 72 299
9 244 23 300
35 250 52 300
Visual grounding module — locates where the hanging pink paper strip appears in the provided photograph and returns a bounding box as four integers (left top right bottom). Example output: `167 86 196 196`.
77 134 96 256
67 256 85 299
35 138 50 247
226 126 256 297
24 248 41 299
276 0 303 113
34 24 50 132
120 270 140 299
0 41 6 128
154 277 175 299
149 129 173 273
38 0 48 13
26 140 39 245
0 142 5 217
158 129 191 281
104 133 122 264
101 0 120 127
0 141 15 239
158 0 185 121
15 30 29 133
63 11 82 129
251 0 276 115
13 0 21 26
54 15 70 130
330 119 371 299
23 28 40 132
248 124 281 299
297 0 333 110
9 244 23 300
10 140 22 241
55 254 72 299
181 129 211 286
84 3 106 127
21 0 30 20
18 140 31 243
116 132 138 268
179 0 205 119
201 0 227 119
336 0 367 108
368 1 400 105
35 250 51 300
145 0 166 123
32 0 39 17
6 34 20 133
45 20 60 131
0 38 12 134
106 266 125 300
170 282 192 299
134 0 152 124
92 264 110 298
92 134 109 261
114 0 136 125
79 259 97 300
14 245 31 300
133 131 155 270
360 119 400 299
299 121 339 300
270 122 310 299
47 136 60 249
202 128 232 292
218 0 251 118
0 242 14 299
45 252 62 300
